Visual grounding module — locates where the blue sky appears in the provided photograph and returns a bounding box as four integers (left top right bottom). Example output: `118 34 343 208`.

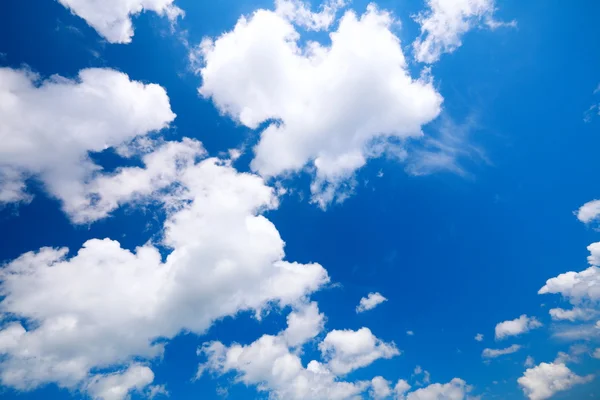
1 0 600 399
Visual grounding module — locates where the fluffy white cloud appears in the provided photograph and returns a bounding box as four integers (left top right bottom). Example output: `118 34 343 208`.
0 68 176 217
318 328 400 375
412 0 514 63
401 378 474 400
67 138 204 223
549 307 596 322
588 242 600 266
198 310 371 400
474 333 483 342
283 302 326 347
395 379 411 396
0 140 329 397
495 315 542 340
85 365 154 400
370 376 393 399
539 267 600 304
482 344 521 359
518 362 594 400
196 4 442 206
356 292 388 313
57 0 183 43
576 200 600 224
275 0 345 31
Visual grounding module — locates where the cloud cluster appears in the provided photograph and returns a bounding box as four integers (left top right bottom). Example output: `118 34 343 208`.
0 68 176 218
57 0 183 43
0 140 329 398
197 3 442 206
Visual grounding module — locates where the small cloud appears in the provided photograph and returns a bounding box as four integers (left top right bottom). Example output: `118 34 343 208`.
524 355 535 367
406 330 414 336
356 292 387 313
475 333 484 342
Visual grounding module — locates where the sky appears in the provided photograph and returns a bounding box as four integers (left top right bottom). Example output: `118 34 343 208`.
0 0 599 399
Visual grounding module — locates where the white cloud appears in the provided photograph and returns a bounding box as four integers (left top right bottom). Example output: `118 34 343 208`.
518 362 594 400
587 242 600 266
576 200 600 224
85 365 154 400
318 328 400 375
66 138 204 223
474 333 483 342
525 356 535 367
482 344 521 359
412 0 514 64
370 376 393 399
406 330 415 336
57 0 183 43
594 348 600 359
283 302 326 347
395 379 411 397
495 315 542 340
356 292 388 313
275 0 346 31
549 307 595 322
401 378 474 400
196 4 442 206
0 140 329 396
198 308 372 400
539 267 600 304
0 68 176 217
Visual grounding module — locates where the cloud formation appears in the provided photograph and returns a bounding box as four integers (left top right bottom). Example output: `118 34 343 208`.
356 292 388 313
518 362 594 400
57 0 183 43
495 315 542 340
196 3 442 206
482 344 521 359
413 0 514 63
0 140 328 398
0 68 176 218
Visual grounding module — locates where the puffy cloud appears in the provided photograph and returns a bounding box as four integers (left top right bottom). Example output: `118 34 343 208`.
412 0 514 64
482 344 521 359
370 376 393 399
0 140 329 396
57 0 183 43
474 333 483 342
319 328 400 375
539 267 600 304
576 200 600 224
401 378 474 400
588 242 600 266
85 365 154 400
518 362 594 400
67 138 204 223
283 302 326 347
356 292 388 313
196 4 442 206
594 348 600 359
198 310 371 400
495 315 542 340
549 307 596 322
274 0 346 31
0 68 176 217
394 379 411 396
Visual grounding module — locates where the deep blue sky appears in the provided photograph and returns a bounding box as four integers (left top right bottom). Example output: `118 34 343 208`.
1 0 600 399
